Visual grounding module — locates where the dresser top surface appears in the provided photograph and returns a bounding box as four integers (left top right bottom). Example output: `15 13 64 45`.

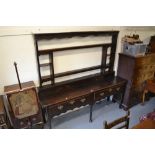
39 75 126 107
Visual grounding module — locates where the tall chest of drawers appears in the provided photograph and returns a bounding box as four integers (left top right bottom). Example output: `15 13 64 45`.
117 53 155 110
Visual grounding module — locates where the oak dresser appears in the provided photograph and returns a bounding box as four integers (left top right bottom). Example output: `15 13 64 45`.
34 31 127 128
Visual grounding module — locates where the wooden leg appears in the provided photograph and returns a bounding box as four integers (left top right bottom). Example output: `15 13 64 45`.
42 108 47 123
107 96 110 101
89 105 93 122
49 117 52 129
112 97 116 103
142 90 147 105
119 104 123 109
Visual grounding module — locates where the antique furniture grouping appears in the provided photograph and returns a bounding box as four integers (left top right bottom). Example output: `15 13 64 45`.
4 81 44 129
34 31 127 128
0 95 9 129
104 111 130 129
117 53 155 110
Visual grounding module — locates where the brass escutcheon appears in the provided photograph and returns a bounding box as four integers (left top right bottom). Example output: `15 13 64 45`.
80 98 86 103
58 105 63 110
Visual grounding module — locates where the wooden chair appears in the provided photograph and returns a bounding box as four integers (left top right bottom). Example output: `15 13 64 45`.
142 78 155 104
104 111 130 129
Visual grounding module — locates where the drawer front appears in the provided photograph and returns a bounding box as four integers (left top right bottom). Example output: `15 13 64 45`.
66 95 91 109
0 115 5 125
47 101 68 117
47 95 91 117
12 114 43 128
95 85 123 102
30 113 43 125
13 118 30 129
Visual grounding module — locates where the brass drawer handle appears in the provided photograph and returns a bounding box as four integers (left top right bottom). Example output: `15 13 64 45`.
20 122 24 125
116 87 120 91
57 105 64 110
32 117 37 121
80 98 86 103
109 88 113 92
100 92 104 96
69 100 75 105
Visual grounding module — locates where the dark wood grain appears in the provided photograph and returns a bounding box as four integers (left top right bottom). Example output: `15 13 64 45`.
34 31 119 40
40 62 52 67
101 47 108 74
54 65 103 78
33 31 128 128
34 31 119 87
39 75 126 107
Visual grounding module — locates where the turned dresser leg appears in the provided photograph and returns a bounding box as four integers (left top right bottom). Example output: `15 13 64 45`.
107 96 110 101
48 117 53 129
89 105 93 122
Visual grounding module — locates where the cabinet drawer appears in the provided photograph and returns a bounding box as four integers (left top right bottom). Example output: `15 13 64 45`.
67 95 91 108
95 86 123 101
47 101 68 117
47 95 91 117
14 118 30 129
30 113 43 125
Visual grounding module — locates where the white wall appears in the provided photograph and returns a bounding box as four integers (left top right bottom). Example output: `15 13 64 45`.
0 26 155 94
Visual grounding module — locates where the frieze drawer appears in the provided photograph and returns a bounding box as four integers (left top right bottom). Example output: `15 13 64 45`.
47 101 68 117
95 85 123 101
67 95 91 108
47 95 92 117
30 113 43 126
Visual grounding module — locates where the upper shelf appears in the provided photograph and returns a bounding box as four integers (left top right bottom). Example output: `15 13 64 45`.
38 43 112 55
